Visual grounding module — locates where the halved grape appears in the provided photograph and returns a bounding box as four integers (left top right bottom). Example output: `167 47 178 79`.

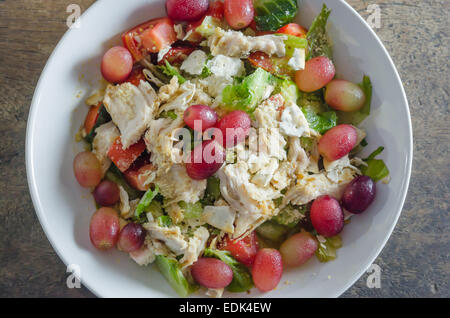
341 176 376 214
185 140 225 180
117 223 146 253
252 248 283 292
191 258 234 289
279 232 318 267
325 80 366 112
166 0 209 21
184 105 218 132
310 195 344 237
101 46 133 84
73 151 102 188
215 110 251 148
224 0 254 30
318 124 358 161
89 207 120 250
93 180 120 206
295 56 335 92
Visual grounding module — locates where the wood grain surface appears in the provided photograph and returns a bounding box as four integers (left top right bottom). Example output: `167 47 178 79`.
0 0 448 298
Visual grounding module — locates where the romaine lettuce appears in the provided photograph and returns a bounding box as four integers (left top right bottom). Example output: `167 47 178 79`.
221 68 276 113
307 4 332 60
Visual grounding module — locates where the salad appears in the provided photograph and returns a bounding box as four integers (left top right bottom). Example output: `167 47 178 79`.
73 0 390 297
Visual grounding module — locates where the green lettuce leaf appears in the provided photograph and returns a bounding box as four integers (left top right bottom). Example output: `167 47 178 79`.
254 0 298 31
158 60 186 84
307 4 332 60
155 255 198 297
204 248 253 293
361 147 390 182
315 235 342 262
337 76 373 125
105 164 141 200
134 186 159 219
273 77 299 104
221 68 276 113
302 107 337 134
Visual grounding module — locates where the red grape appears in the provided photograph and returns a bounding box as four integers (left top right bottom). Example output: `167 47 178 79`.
220 231 259 267
101 46 133 84
325 80 366 112
191 258 234 289
184 105 218 132
117 223 146 253
186 140 225 180
279 232 318 267
341 176 376 214
166 0 209 21
310 195 344 237
318 124 358 161
73 151 102 188
215 110 251 148
295 56 335 92
93 180 120 206
252 248 283 292
89 207 120 250
224 0 254 30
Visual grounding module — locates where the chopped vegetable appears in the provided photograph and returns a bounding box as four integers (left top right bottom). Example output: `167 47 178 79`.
122 18 177 61
302 107 337 134
255 221 288 243
306 4 332 60
221 68 276 113
134 185 159 219
204 248 253 293
254 0 298 31
272 205 306 227
337 76 373 125
361 147 390 182
157 215 173 227
83 105 111 144
273 77 299 104
196 16 224 37
105 164 141 200
315 235 342 262
178 201 203 219
107 138 146 172
201 176 221 206
155 255 198 297
158 60 186 84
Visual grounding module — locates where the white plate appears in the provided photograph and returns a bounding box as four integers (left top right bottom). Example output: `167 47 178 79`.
26 0 412 298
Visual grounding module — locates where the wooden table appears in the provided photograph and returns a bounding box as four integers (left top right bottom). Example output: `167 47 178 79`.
0 0 448 297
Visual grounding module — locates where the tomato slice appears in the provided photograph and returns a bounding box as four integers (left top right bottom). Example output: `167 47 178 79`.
124 164 156 191
125 67 146 86
141 19 177 53
277 23 308 38
158 47 196 65
248 51 275 73
219 231 259 267
84 102 101 134
122 17 176 61
107 137 146 172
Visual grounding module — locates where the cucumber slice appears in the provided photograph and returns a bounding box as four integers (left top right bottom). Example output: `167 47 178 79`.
255 221 288 243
